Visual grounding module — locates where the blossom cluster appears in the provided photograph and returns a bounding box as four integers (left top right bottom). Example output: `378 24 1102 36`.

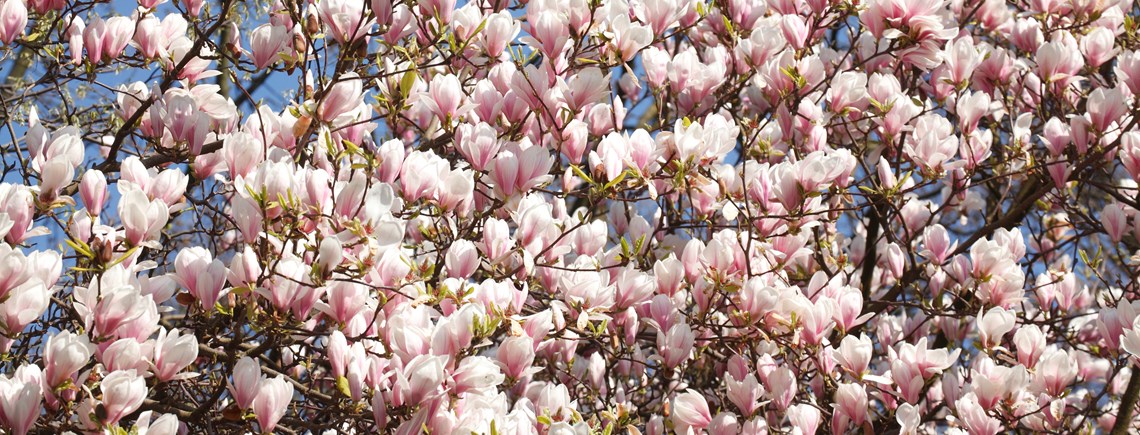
0 0 1137 433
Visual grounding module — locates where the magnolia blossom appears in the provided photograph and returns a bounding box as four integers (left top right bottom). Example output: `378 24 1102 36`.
0 0 1136 433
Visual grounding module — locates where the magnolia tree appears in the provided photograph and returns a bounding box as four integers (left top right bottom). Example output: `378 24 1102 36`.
1 0 1140 433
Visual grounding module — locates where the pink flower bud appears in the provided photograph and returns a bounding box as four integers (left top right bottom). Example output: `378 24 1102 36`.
182 0 204 15
326 330 349 379
79 169 108 216
885 242 905 279
88 16 132 63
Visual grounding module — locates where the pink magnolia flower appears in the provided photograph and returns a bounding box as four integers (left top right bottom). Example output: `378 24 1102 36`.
323 281 367 326
1087 87 1127 132
656 322 694 369
956 392 1002 435
832 383 868 433
497 335 537 380
1036 39 1084 87
422 73 465 122
251 375 293 433
318 73 364 122
120 189 170 247
725 369 765 417
787 404 822 435
316 236 343 273
174 247 228 310
834 334 873 377
83 16 134 64
0 365 42 435
606 14 652 62
0 283 51 345
152 327 198 382
318 0 374 44
671 390 711 432
1117 50 1140 95
248 24 288 69
455 122 502 171
1080 27 1118 68
79 170 108 216
228 356 263 410
1103 203 1128 243
100 338 150 374
977 306 1016 349
1013 325 1046 369
1033 348 1077 396
394 354 446 406
970 356 1027 409
43 330 94 389
133 411 179 435
450 356 504 394
445 239 479 279
482 10 518 57
765 367 797 410
0 0 27 45
896 337 960 379
100 370 147 427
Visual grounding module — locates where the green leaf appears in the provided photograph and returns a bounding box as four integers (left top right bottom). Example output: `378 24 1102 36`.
603 169 628 190
399 68 418 99
65 239 95 259
570 164 595 185
336 376 352 397
107 247 139 269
